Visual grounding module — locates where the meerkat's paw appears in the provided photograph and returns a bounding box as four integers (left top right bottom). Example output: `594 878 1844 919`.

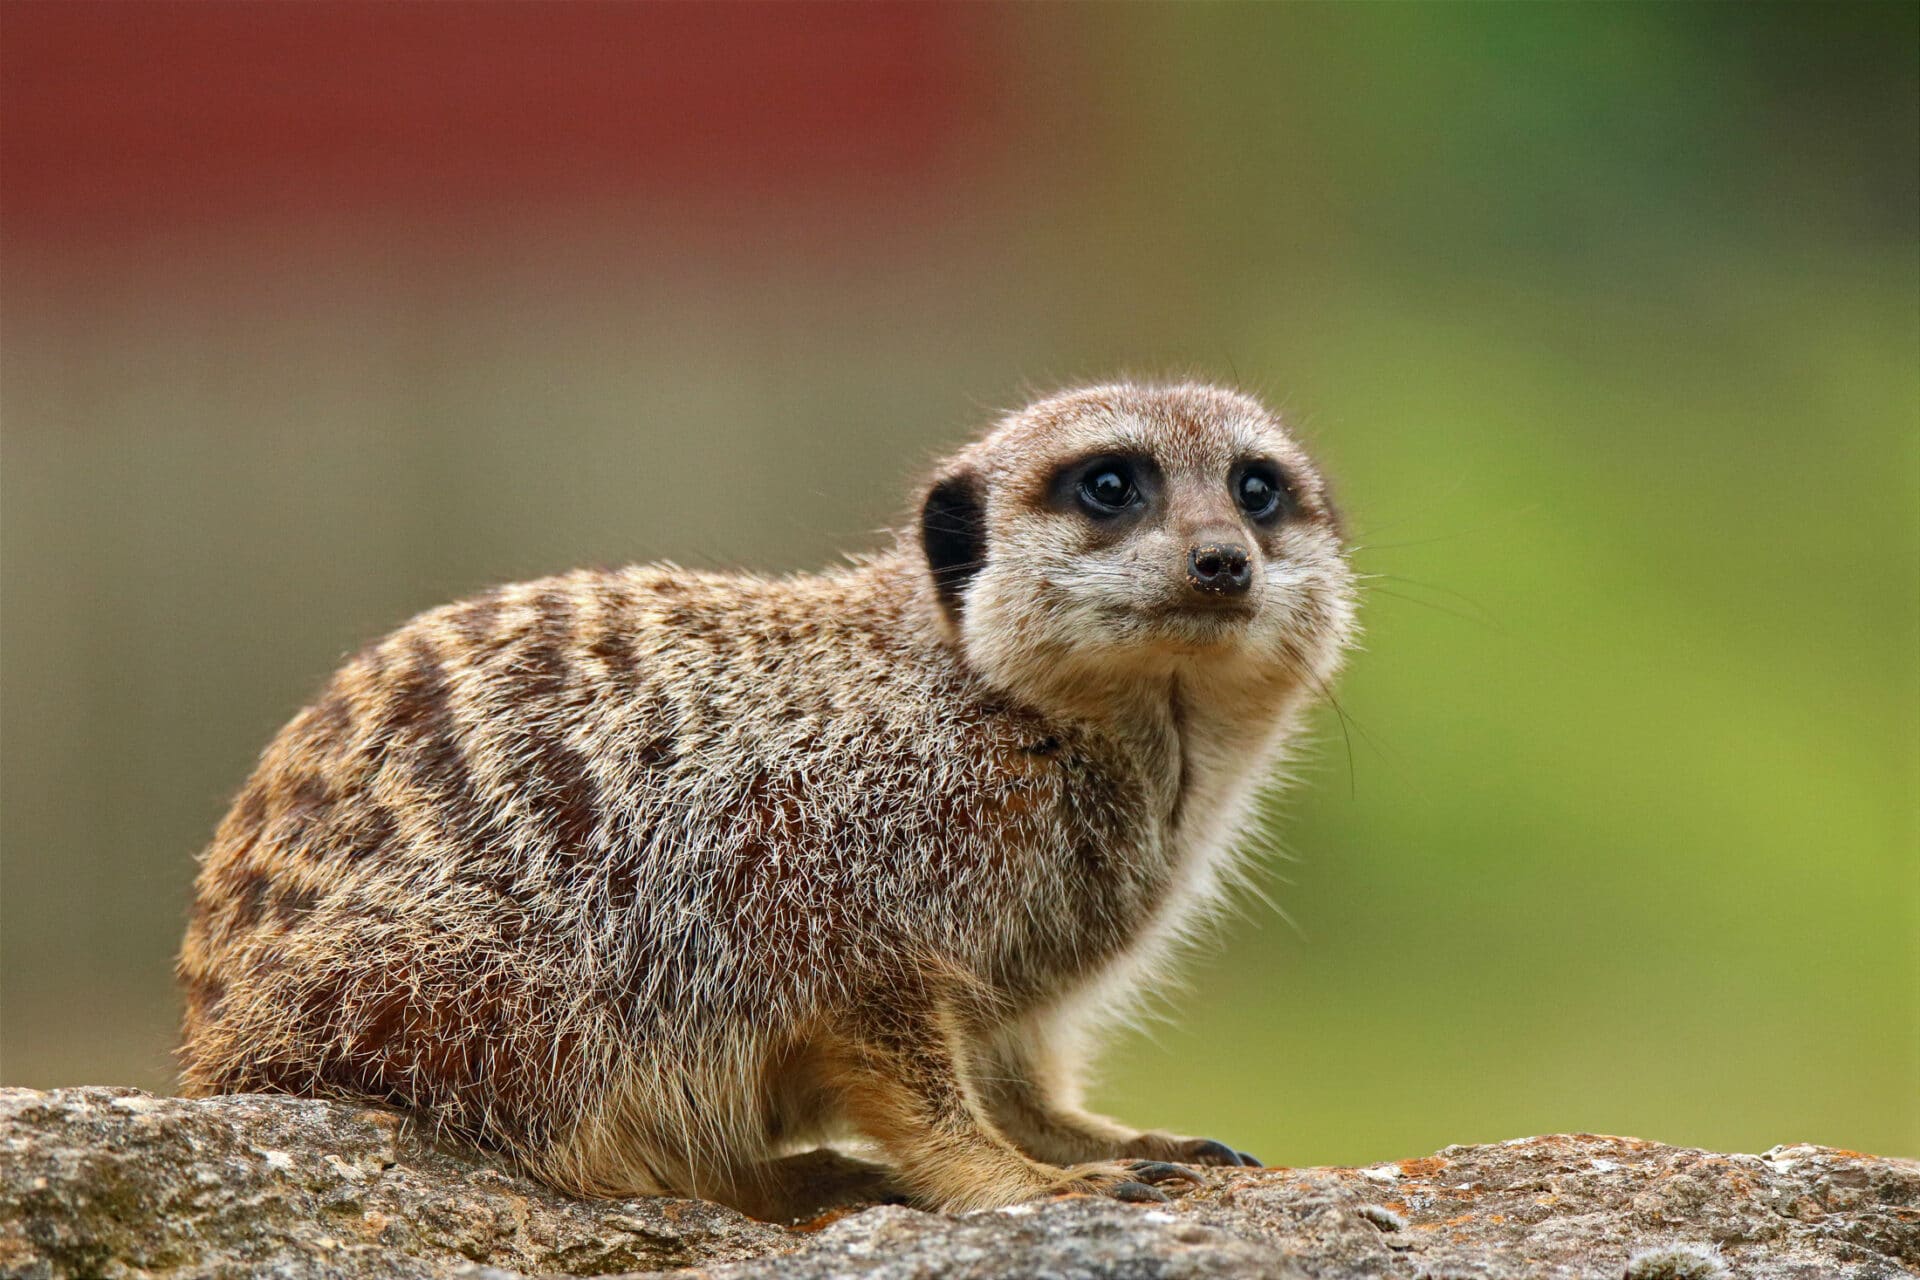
1045 1159 1207 1203
1122 1131 1263 1168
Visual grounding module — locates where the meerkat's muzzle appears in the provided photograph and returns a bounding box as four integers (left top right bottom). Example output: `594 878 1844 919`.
1186 542 1252 598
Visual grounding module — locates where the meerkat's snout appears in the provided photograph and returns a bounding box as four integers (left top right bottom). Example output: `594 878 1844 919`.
1186 542 1252 598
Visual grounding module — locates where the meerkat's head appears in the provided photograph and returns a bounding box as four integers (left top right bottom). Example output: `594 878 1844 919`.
918 382 1356 712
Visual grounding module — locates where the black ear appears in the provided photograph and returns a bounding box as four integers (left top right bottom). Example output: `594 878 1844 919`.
920 470 986 623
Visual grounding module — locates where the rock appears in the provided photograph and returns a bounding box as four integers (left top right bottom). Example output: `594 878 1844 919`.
0 1087 788 1279
3 1088 1915 1280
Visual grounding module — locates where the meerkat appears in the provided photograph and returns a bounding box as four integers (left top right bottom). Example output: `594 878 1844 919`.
177 381 1357 1215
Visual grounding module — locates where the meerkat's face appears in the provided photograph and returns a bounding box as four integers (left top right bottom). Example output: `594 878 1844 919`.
921 383 1356 708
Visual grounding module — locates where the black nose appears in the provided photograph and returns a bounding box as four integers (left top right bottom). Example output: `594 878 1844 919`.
1187 543 1252 597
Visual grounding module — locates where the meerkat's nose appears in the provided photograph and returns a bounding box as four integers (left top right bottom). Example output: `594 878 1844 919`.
1187 543 1252 597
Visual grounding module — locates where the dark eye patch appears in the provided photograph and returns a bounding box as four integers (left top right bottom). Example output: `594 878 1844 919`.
1047 452 1162 521
1232 460 1296 524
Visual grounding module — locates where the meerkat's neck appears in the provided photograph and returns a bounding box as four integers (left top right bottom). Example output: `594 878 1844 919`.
867 547 1295 831
864 539 1307 839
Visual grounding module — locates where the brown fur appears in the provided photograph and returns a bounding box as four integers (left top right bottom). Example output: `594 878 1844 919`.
178 381 1357 1213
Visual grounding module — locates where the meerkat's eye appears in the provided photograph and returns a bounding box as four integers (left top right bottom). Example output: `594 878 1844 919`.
1077 464 1140 516
1235 464 1292 522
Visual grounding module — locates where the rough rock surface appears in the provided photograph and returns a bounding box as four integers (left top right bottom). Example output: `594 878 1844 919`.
3 1088 1914 1279
0 1088 786 1279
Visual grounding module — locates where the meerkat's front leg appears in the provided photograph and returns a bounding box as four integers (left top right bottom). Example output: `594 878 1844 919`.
976 1027 1262 1169
819 996 1203 1211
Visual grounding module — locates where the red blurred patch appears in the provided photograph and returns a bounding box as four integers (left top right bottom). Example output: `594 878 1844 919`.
1 1 1003 241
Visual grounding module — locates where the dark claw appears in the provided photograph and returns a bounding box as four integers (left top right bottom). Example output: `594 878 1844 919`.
1187 1139 1242 1166
1127 1160 1207 1186
1187 1139 1263 1168
1109 1180 1170 1203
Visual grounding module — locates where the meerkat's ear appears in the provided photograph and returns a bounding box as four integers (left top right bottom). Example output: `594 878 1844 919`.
920 468 986 623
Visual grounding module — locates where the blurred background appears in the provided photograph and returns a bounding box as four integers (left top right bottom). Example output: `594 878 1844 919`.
3 3 1915 1165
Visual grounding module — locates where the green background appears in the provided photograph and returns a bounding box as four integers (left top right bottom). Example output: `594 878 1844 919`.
5 4 1915 1165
